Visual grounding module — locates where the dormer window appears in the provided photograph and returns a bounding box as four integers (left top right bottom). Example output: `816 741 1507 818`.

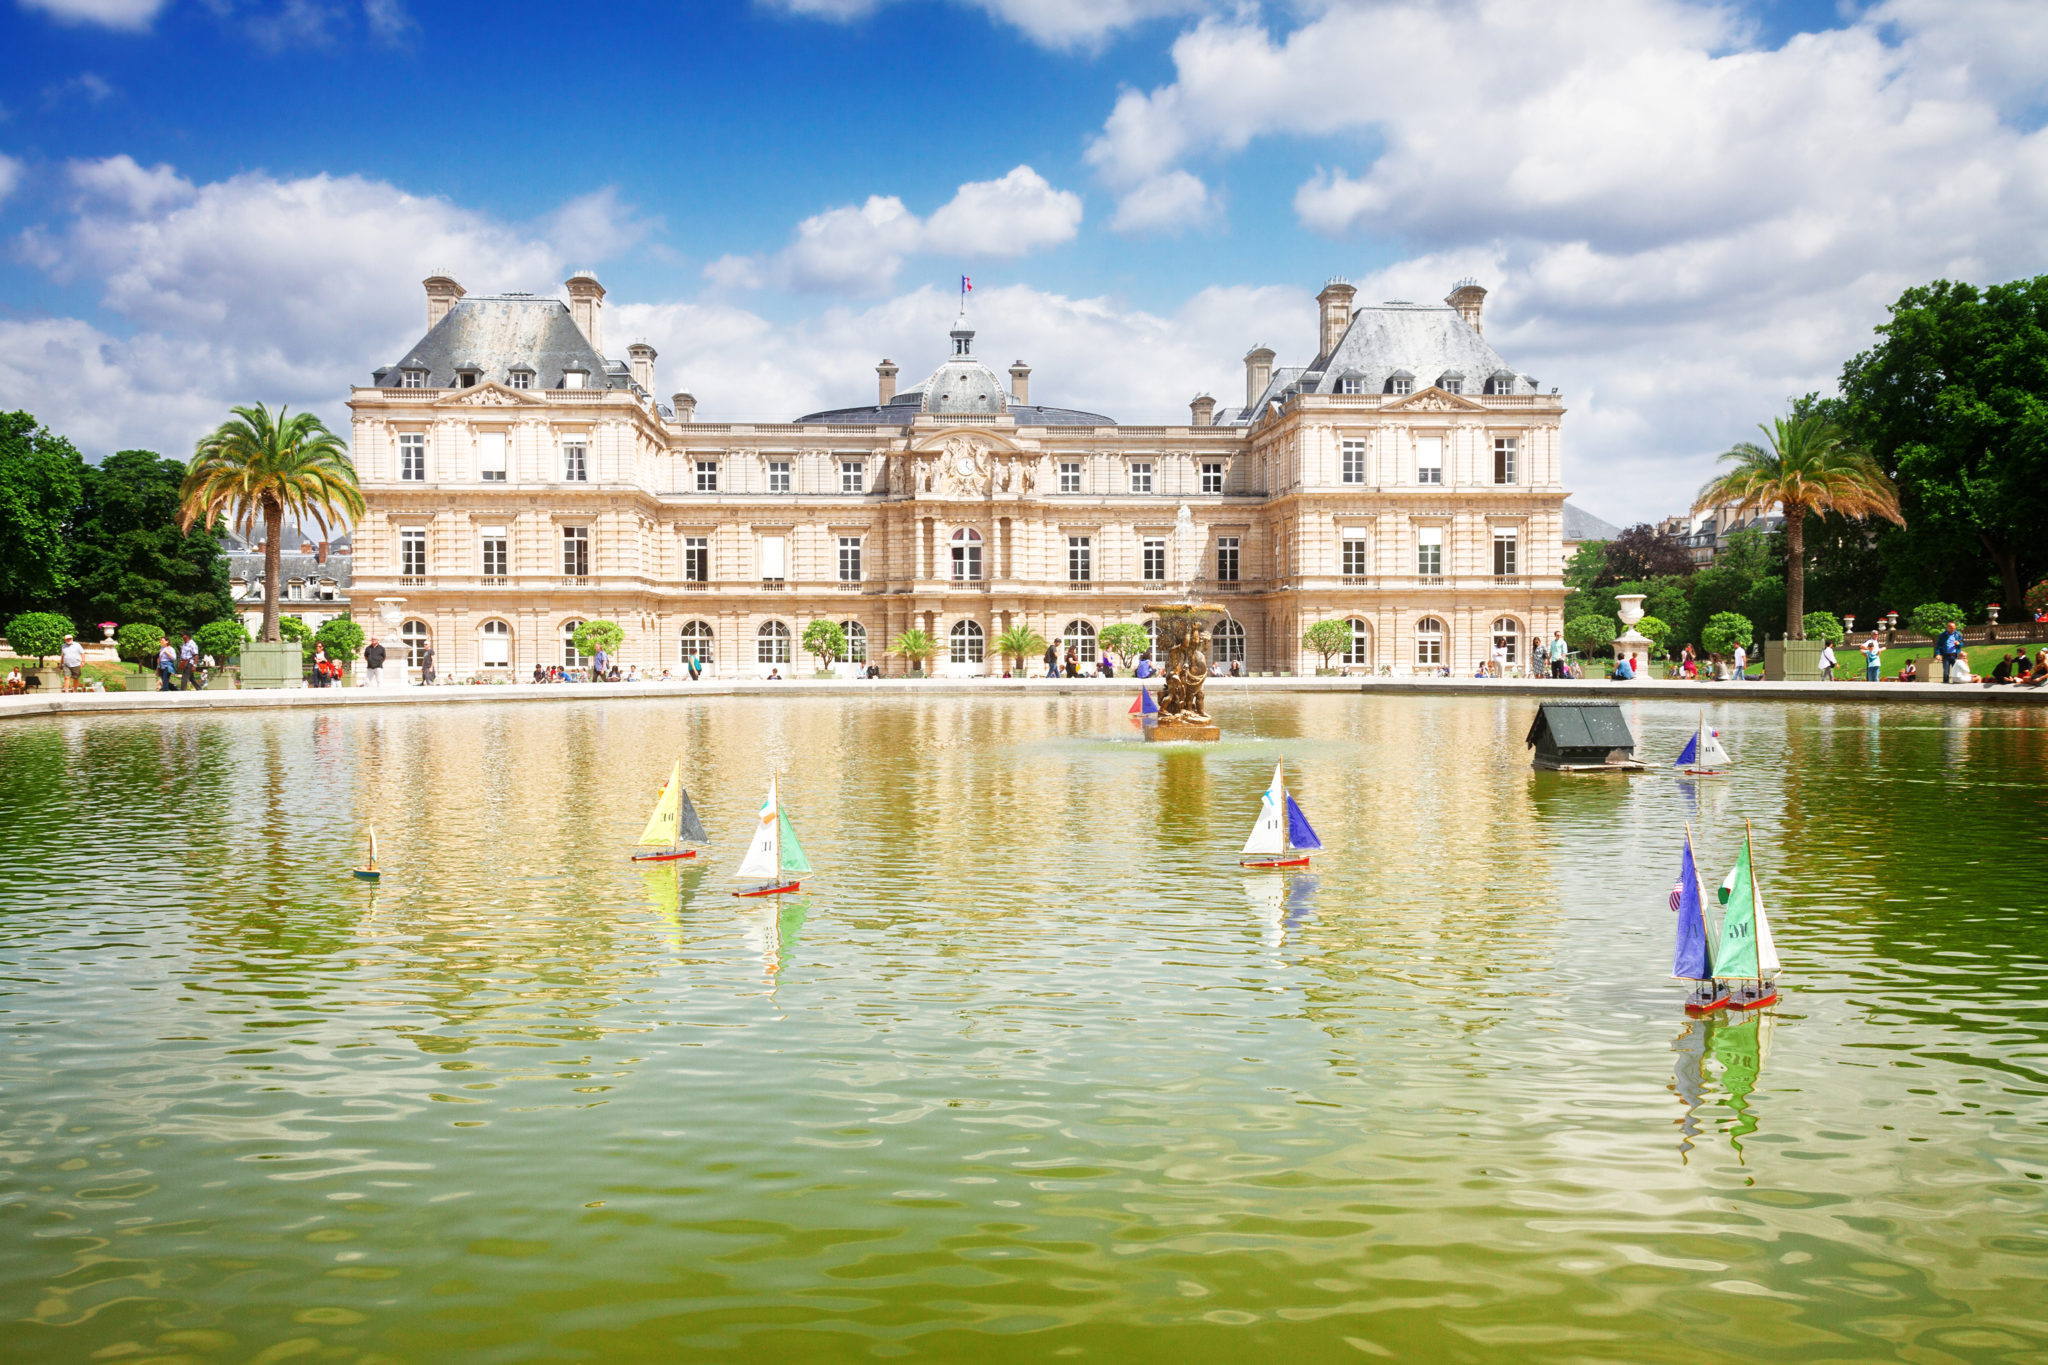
1337 376 1364 395
454 364 481 389
1438 371 1464 395
399 364 428 389
561 368 587 390
1385 370 1414 396
1485 370 1518 395
508 366 534 391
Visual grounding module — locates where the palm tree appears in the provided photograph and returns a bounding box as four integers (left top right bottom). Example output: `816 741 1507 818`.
1694 413 1902 638
178 405 364 643
995 623 1047 673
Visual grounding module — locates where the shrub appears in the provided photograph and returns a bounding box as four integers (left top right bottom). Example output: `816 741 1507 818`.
890 628 936 672
996 624 1047 669
277 615 313 645
1564 615 1616 657
1634 615 1672 658
2027 579 2048 617
195 619 250 663
1098 623 1150 667
115 622 165 664
1701 612 1754 657
5 611 75 666
1909 602 1965 639
1301 619 1352 668
800 619 846 669
571 620 625 662
315 618 365 663
1801 610 1845 646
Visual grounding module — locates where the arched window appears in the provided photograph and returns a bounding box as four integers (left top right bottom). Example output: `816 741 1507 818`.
1344 618 1372 665
1212 618 1245 664
757 620 791 664
400 619 431 669
561 619 587 668
950 619 985 663
1492 616 1521 665
950 527 983 581
677 620 714 664
1416 617 1445 667
478 619 511 668
1062 620 1096 663
839 620 867 663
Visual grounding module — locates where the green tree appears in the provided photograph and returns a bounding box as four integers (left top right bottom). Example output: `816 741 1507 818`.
1301 619 1352 669
1701 612 1754 658
178 404 364 644
1638 576 1696 652
1634 615 1672 658
995 623 1047 671
5 611 75 666
0 412 86 618
314 617 365 664
1595 524 1694 587
1695 412 1903 637
571 620 625 662
68 450 233 637
195 619 250 663
277 614 313 645
1909 602 1965 639
1801 611 1845 646
801 619 847 670
1562 539 1608 593
115 621 164 665
1098 622 1150 667
1688 529 1781 633
889 628 936 674
1564 615 1616 659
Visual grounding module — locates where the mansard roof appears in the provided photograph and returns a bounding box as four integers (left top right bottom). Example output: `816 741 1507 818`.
1224 301 1534 424
374 295 629 393
795 315 1115 426
796 401 1116 427
1561 501 1623 543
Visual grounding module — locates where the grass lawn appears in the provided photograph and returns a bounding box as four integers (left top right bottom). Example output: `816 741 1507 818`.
1854 639 2048 681
1 656 146 689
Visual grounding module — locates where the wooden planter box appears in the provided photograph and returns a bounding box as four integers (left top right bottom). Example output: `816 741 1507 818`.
1765 638 1826 682
238 641 304 690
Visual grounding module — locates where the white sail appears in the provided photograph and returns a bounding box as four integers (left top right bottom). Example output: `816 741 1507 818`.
1753 880 1782 975
1242 762 1288 856
732 777 782 881
1698 726 1731 768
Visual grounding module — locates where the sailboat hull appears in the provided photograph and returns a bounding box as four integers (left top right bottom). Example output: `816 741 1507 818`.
1680 768 1727 777
1683 983 1729 1014
631 849 698 863
733 880 801 898
352 869 380 882
1725 982 1778 1011
1241 856 1312 869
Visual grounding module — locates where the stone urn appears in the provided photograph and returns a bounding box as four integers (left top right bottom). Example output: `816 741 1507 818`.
1613 593 1654 678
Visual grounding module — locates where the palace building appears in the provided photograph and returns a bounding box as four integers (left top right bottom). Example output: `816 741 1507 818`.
347 271 1572 678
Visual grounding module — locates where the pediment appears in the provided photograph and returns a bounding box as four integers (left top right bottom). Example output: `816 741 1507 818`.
1384 386 1488 413
436 381 542 408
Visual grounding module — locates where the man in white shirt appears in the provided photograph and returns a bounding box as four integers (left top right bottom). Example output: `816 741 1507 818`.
59 635 84 692
1818 640 1837 681
1732 642 1748 680
1491 641 1508 677
1548 632 1567 678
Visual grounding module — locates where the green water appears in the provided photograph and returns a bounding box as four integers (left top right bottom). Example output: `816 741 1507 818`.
1 694 2044 1363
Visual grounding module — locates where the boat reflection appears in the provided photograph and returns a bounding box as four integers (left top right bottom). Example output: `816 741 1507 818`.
1671 1010 1777 1162
1248 873 1318 950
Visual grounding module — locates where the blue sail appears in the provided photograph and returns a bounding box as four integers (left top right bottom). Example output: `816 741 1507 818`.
1141 687 1158 715
1675 730 1699 767
1284 794 1322 850
1672 833 1713 980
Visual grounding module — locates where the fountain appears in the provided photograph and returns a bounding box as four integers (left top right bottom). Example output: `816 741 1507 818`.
1144 505 1226 742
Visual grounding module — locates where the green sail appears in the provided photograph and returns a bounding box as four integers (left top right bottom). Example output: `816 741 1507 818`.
776 809 812 874
1714 832 1761 979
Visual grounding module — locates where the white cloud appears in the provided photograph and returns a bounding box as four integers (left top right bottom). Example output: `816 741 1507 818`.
1108 169 1217 234
780 194 925 293
18 0 166 29
0 155 23 209
760 0 1210 49
545 186 656 267
702 253 767 291
924 165 1083 256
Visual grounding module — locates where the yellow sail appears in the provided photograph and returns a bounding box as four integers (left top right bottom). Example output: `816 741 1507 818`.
637 760 682 845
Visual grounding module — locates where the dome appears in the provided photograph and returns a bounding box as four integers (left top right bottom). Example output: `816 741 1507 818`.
925 358 1008 415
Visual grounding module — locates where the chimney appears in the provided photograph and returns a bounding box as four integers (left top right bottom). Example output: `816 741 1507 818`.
300 540 314 555
424 274 464 329
1446 278 1487 333
1316 279 1356 358
627 341 656 394
877 359 898 405
565 271 606 353
317 540 329 564
1244 346 1275 409
672 391 696 423
1009 360 1031 405
1190 394 1216 428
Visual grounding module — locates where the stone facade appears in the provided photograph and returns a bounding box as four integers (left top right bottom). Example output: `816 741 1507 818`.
348 275 1571 679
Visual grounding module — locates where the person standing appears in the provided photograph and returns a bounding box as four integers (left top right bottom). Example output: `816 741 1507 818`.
1732 641 1748 681
1862 633 1883 682
177 633 199 690
1043 641 1059 679
1549 631 1567 679
1818 639 1837 681
155 638 177 691
592 644 608 681
421 644 436 686
59 634 84 692
1491 640 1508 677
1935 620 1964 683
363 636 387 687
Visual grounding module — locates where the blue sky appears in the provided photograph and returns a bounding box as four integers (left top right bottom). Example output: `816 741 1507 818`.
3 0 2044 523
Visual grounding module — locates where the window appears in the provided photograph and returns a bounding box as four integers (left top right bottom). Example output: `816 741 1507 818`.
1216 536 1239 583
1342 529 1369 579
1493 530 1518 576
1338 376 1364 395
683 536 709 582
949 619 985 664
840 460 864 494
1200 462 1224 494
695 461 719 493
1416 435 1442 485
1441 374 1463 395
400 529 426 577
949 527 983 581
1142 537 1167 582
1417 526 1443 578
768 460 792 494
479 619 511 668
508 370 532 391
1059 461 1082 494
399 433 425 481
1486 373 1516 395
562 441 588 483
1494 437 1517 485
562 370 585 390
757 620 791 664
1492 617 1521 665
1342 439 1366 485
838 536 862 582
759 535 787 583
1129 461 1154 494
561 620 588 668
1062 620 1096 663
478 430 506 481
1386 373 1414 396
840 620 867 664
1343 618 1371 666
1212 617 1245 664
480 528 507 578
400 620 430 669
1067 536 1091 582
562 526 590 577
399 368 427 389
678 620 714 664
1416 617 1445 667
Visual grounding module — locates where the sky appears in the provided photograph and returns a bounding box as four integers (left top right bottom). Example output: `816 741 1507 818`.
1 0 2044 525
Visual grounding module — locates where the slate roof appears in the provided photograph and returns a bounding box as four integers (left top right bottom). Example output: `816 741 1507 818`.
1224 302 1534 425
795 318 1116 426
1561 501 1623 543
796 401 1115 427
373 295 630 393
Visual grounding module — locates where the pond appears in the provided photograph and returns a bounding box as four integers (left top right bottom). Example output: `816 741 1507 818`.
1 693 2044 1363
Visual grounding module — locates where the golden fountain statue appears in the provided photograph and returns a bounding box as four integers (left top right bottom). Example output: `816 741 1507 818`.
1143 602 1225 742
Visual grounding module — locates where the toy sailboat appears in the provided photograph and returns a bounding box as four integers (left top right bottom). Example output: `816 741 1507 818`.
1240 761 1322 868
1713 820 1781 1010
352 826 380 882
1128 686 1159 720
1672 825 1726 1013
631 759 708 862
1674 711 1731 775
731 775 811 897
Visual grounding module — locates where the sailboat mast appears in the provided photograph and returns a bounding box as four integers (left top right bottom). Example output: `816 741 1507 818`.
673 753 684 855
1745 818 1759 985
769 775 782 873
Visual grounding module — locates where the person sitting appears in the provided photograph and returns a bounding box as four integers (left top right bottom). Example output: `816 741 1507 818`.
1985 653 2015 685
1229 658 1243 678
1134 654 1154 679
1612 656 1635 680
766 668 782 680
1897 659 1918 683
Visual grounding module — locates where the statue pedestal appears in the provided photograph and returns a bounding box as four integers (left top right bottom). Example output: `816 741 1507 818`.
1147 719 1221 743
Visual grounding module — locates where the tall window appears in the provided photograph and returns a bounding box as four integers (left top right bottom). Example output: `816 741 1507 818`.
1201 462 1224 494
1493 530 1518 576
767 460 792 494
949 619 985 664
1494 436 1517 484
678 620 714 664
838 536 862 582
1492 617 1521 665
950 528 982 581
1416 435 1442 485
478 431 506 481
561 620 587 668
695 461 719 493
758 534 787 583
1142 537 1167 582
840 460 864 493
1067 536 1091 582
1059 461 1082 494
400 620 430 669
399 433 425 482
1416 526 1442 578
1342 529 1369 578
480 529 507 578
1416 617 1445 667
1212 618 1245 664
562 441 588 482
399 529 426 577
1062 620 1096 663
1216 536 1239 582
840 620 867 663
1128 462 1154 494
757 620 791 664
683 536 709 582
1341 439 1366 484
1344 618 1371 665
479 619 510 668
562 526 590 577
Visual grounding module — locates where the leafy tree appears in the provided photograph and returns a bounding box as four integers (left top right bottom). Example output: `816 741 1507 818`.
277 614 313 645
889 628 936 673
5 611 75 666
571 620 625 663
800 619 847 670
1909 602 1965 638
314 617 365 663
1701 612 1754 657
1564 581 1621 632
1801 611 1845 646
1564 615 1616 658
1688 529 1781 633
2028 579 2048 617
1634 615 1672 658
67 450 233 636
1098 622 1150 667
178 404 364 643
995 623 1047 671
1694 412 1902 637
1637 576 1696 652
115 621 165 665
1301 619 1352 669
1562 539 1608 593
0 412 86 618
1596 524 1694 586
195 619 250 663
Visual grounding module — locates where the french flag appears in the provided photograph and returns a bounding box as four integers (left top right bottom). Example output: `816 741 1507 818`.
961 275 972 294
